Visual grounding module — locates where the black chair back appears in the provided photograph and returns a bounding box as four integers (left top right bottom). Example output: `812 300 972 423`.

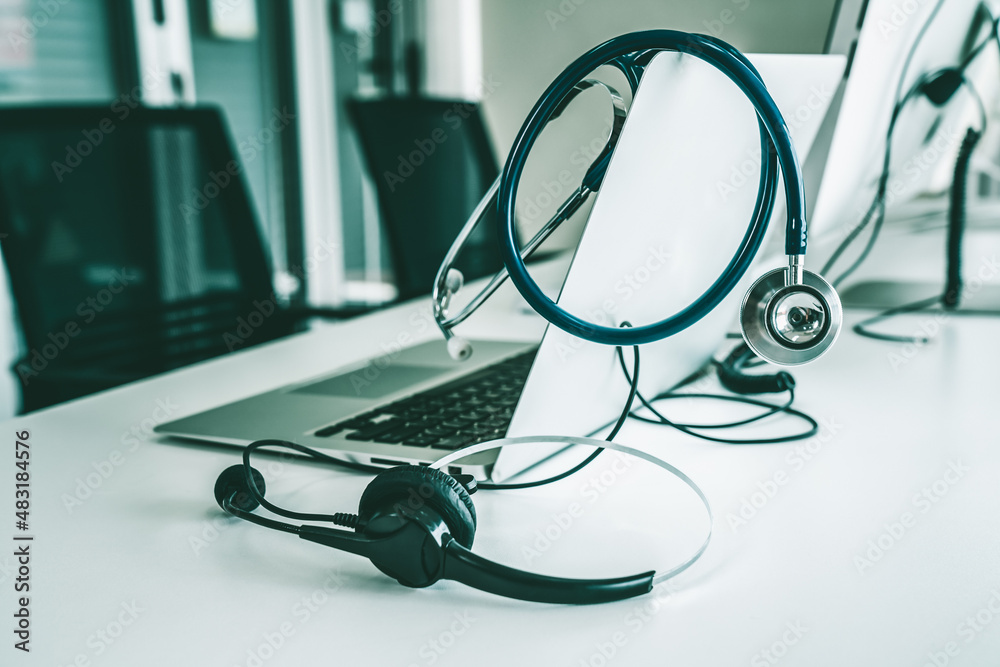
0 106 291 411
348 98 503 300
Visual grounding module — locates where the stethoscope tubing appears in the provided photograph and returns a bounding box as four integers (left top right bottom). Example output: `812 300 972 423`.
496 31 804 346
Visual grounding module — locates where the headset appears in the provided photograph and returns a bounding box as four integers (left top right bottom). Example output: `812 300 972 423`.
434 30 843 367
213 30 847 607
214 438 712 605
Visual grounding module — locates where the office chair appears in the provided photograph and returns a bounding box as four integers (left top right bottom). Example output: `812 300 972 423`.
0 106 348 412
348 97 504 301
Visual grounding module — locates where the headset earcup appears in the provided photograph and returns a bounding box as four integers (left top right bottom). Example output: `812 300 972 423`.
214 464 266 512
359 466 477 548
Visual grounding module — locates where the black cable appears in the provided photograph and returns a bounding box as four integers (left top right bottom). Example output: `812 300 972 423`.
824 187 887 288
945 127 985 308
222 495 302 535
242 439 383 523
823 8 997 288
827 69 990 289
961 22 996 70
628 399 818 444
852 294 943 343
822 70 933 287
652 388 794 430
820 0 950 285
479 323 641 491
615 349 818 444
237 326 641 496
852 123 983 341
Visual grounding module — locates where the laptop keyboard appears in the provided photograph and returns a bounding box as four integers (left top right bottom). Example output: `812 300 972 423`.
312 349 537 450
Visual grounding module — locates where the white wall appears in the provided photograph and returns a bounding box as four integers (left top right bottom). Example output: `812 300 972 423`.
423 0 484 99
481 0 839 153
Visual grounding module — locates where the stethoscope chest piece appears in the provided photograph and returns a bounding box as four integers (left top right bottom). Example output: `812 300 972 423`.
740 268 842 366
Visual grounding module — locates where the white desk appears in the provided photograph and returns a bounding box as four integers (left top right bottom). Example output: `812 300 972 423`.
4 225 1000 667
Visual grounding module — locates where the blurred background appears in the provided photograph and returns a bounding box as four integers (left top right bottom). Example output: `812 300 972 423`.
1 0 996 418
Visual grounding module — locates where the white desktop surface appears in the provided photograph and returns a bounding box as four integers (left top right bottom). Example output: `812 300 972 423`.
4 228 1000 667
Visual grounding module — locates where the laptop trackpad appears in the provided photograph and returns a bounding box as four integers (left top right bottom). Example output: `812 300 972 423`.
292 364 443 399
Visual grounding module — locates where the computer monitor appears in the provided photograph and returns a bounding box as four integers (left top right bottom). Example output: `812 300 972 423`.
810 0 996 243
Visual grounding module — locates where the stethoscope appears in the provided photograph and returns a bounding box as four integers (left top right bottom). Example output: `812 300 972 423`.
433 30 843 367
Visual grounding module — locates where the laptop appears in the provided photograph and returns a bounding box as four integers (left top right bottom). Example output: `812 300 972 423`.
157 53 843 480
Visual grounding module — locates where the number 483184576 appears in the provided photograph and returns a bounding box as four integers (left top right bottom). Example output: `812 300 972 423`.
15 430 29 530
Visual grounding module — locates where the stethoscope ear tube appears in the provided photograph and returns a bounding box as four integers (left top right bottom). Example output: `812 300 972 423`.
494 30 806 347
432 78 629 360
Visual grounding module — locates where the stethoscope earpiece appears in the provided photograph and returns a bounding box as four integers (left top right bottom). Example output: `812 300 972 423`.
446 336 473 362
740 266 842 366
439 267 473 361
444 268 464 295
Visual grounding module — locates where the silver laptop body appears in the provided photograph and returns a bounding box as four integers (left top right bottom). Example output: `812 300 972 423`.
157 53 842 480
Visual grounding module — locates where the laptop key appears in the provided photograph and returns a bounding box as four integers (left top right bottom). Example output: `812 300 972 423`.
314 424 348 437
430 435 476 450
402 436 436 447
423 425 458 438
346 418 407 441
379 422 430 444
